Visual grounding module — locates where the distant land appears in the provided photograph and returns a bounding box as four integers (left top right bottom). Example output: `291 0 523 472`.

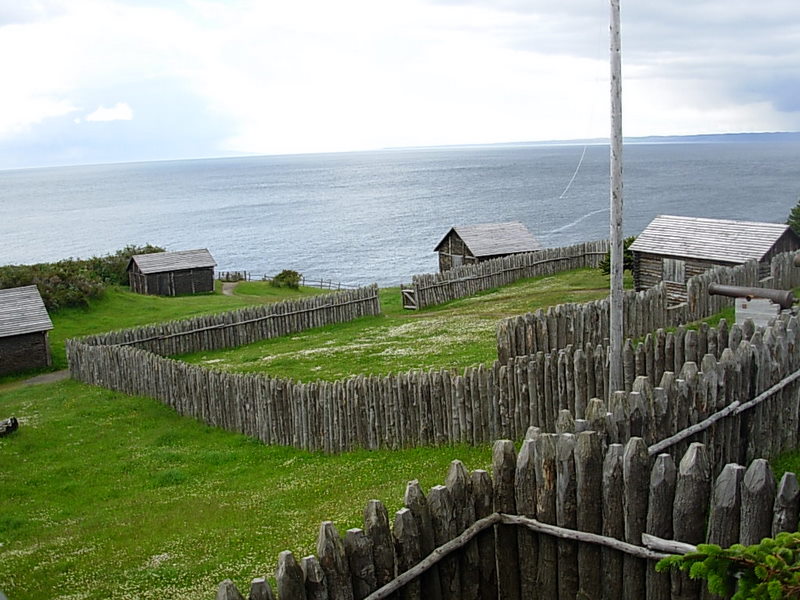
394 131 800 152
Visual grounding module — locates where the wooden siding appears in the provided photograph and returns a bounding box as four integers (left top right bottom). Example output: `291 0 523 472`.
0 331 51 375
129 266 215 296
634 251 743 302
437 231 478 272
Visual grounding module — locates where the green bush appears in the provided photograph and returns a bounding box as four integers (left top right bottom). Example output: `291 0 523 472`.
599 236 636 275
787 196 800 237
270 269 302 289
657 533 800 599
0 244 165 310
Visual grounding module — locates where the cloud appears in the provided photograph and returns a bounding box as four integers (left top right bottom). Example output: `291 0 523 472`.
84 102 133 122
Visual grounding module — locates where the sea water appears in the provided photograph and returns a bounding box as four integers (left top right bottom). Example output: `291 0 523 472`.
2 141 799 286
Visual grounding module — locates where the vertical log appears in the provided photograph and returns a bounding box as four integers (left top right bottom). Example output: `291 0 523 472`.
556 433 578 599
535 433 559 599
217 580 245 600
773 472 800 536
317 522 354 600
645 454 677 600
428 485 460 600
492 439 521 600
277 551 308 600
249 577 276 600
364 501 395 590
302 556 328 600
471 469 498 600
672 443 711 600
404 481 442 600
707 464 745 548
515 439 538 599
392 509 422 600
740 459 777 546
445 461 479 600
575 431 603 599
602 444 624 600
622 437 648 599
345 529 377 600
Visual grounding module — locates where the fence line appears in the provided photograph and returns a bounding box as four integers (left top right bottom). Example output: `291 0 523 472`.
217 439 800 600
402 240 609 309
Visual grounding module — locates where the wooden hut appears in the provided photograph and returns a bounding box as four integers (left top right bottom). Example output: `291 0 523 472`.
0 285 53 376
434 222 542 272
630 215 800 301
127 248 217 296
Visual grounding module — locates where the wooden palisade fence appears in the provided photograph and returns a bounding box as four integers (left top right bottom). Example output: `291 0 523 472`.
401 240 609 310
217 438 800 600
496 251 800 363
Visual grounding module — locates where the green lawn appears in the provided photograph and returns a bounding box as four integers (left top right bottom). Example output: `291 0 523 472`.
0 380 491 599
179 268 620 381
42 282 326 370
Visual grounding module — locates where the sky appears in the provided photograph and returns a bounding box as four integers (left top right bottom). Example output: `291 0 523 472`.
0 0 798 168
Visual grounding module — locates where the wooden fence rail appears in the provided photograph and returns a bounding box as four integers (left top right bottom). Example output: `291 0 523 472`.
402 240 609 310
217 440 800 600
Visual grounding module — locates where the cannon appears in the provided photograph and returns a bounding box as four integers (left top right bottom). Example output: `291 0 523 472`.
708 283 794 310
794 253 800 267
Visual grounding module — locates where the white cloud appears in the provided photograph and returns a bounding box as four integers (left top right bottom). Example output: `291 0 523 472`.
85 102 133 122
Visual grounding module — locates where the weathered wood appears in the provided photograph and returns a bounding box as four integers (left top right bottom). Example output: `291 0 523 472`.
492 439 520 600
514 439 538 599
427 485 460 600
248 577 276 600
672 443 711 600
575 431 603 599
392 509 422 600
317 521 355 600
302 556 328 600
602 444 624 600
403 481 442 600
346 528 377 600
740 459 776 546
556 433 578 599
645 454 677 600
217 579 246 600
445 461 479 600
622 437 648 599
641 533 696 555
364 500 395 589
277 551 307 600
773 472 800 536
534 433 559 599
470 470 497 600
707 464 745 548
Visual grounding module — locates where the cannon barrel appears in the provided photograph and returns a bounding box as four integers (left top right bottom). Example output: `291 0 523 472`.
794 253 800 267
708 283 794 310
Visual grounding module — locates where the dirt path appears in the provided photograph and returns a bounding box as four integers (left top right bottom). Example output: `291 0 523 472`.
0 369 70 394
221 281 240 296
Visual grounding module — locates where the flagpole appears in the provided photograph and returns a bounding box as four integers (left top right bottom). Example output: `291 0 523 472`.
609 0 624 395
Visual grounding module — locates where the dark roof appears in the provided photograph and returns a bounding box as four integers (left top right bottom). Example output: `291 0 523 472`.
434 222 542 257
629 215 794 263
128 249 217 275
0 285 53 338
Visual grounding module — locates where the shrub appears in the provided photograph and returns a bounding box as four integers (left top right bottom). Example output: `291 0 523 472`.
599 236 636 275
270 269 302 289
787 196 800 237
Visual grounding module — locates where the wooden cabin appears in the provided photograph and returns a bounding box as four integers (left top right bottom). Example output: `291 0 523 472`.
127 248 217 296
434 222 542 272
0 285 53 376
630 215 800 302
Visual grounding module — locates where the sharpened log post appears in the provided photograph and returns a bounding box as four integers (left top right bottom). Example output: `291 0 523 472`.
672 443 711 600
345 528 377 600
217 579 245 600
492 439 520 600
302 556 328 600
773 472 800 536
645 454 676 600
403 481 442 600
318 522 355 600
707 464 745 549
515 439 538 598
740 459 776 546
428 485 460 600
248 577 276 600
471 469 497 600
277 551 308 600
575 431 603 600
623 438 648 599
556 433 578 599
445 460 479 600
364 500 395 590
392 509 422 600
534 433 559 598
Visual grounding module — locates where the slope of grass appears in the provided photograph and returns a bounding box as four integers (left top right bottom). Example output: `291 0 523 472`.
0 380 491 599
179 268 621 381
44 283 325 370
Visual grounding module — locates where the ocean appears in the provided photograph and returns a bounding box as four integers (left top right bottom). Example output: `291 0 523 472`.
2 140 799 287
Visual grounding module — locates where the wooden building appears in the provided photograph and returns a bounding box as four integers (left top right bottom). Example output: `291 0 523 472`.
127 248 217 296
0 285 53 376
434 222 542 272
630 215 800 301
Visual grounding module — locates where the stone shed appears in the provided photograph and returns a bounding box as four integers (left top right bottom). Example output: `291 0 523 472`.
434 222 542 273
0 285 53 376
630 214 800 302
127 248 217 296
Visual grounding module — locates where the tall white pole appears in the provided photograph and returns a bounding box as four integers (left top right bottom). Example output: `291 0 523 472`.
609 0 624 395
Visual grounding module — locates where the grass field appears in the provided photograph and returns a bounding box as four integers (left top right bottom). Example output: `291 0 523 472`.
179 268 621 381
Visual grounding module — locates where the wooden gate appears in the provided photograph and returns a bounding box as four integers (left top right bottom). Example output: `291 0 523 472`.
401 287 418 310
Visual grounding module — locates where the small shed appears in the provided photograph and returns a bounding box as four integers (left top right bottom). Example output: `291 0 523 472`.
630 215 800 301
434 222 542 272
0 285 53 376
127 248 217 296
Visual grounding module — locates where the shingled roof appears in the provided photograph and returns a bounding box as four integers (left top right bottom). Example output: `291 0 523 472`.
128 249 217 275
0 285 53 338
434 222 542 257
629 215 793 264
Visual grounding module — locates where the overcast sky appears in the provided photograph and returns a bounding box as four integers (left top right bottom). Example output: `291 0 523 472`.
1 0 798 168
